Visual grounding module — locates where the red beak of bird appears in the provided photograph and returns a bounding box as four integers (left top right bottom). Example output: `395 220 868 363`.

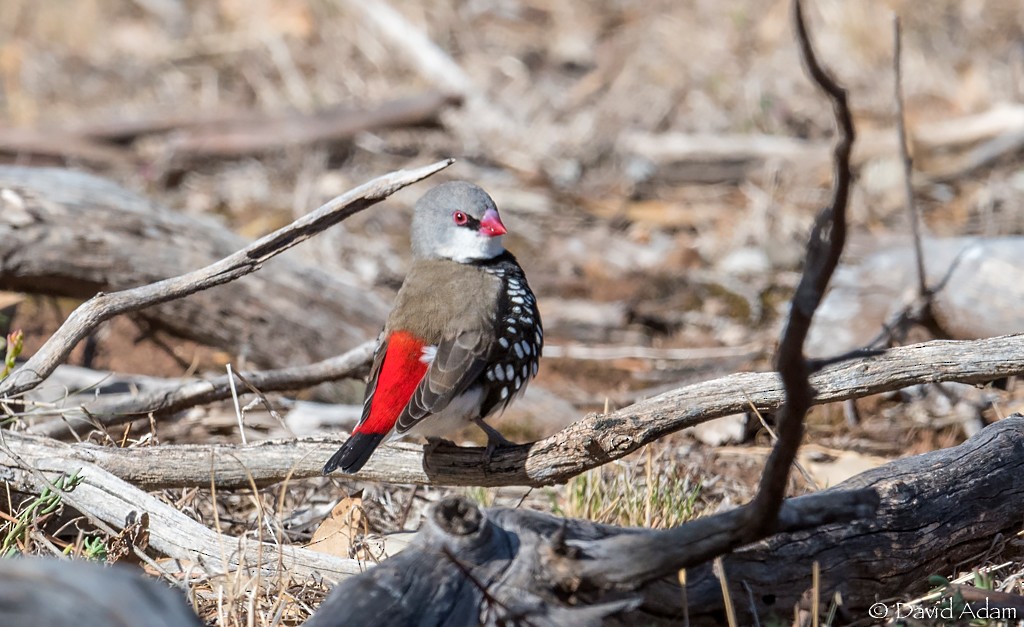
479 208 507 237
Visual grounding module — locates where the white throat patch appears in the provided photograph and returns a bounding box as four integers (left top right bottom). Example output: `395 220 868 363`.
436 228 505 263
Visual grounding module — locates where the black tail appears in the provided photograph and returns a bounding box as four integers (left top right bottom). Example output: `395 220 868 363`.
323 432 386 474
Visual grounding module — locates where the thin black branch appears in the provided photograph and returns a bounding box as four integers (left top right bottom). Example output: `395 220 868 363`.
0 159 453 399
746 0 854 531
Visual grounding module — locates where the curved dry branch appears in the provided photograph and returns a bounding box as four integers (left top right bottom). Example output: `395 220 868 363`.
3 334 1021 489
0 159 453 398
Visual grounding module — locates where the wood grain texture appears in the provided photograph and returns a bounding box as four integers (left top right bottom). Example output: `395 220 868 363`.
4 334 1021 490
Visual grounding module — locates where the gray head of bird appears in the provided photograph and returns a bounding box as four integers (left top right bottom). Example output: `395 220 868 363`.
411 181 508 262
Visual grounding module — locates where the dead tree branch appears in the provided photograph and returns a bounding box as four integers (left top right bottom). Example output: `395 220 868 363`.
0 159 453 399
24 341 375 438
6 333 1021 490
162 92 461 159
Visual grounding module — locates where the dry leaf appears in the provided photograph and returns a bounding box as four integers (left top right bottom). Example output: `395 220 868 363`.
307 493 368 560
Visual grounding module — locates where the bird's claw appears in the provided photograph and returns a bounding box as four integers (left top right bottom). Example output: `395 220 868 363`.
474 418 516 472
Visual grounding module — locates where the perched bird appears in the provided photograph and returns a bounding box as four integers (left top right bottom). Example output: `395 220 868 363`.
324 181 543 474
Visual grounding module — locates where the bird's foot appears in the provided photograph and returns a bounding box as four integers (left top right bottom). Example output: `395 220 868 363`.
474 418 516 471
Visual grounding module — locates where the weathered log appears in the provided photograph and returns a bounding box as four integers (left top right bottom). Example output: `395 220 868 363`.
0 165 388 370
0 558 202 627
310 415 1024 626
6 333 1023 489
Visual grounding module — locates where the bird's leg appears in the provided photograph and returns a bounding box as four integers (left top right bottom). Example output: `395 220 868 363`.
473 418 516 467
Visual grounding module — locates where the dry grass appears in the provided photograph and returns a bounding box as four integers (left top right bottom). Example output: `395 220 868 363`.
549 445 704 528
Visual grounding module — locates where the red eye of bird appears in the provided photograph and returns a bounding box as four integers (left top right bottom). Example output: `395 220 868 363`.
452 211 468 225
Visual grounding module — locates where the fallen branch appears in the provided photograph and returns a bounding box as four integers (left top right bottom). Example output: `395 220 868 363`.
0 127 133 168
163 92 461 159
5 334 1021 489
0 159 453 398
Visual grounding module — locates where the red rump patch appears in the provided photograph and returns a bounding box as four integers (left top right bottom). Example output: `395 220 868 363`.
354 330 429 435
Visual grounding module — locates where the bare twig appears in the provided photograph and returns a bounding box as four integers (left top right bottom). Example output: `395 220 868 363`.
164 93 461 159
0 159 453 399
6 333 1022 489
893 15 928 298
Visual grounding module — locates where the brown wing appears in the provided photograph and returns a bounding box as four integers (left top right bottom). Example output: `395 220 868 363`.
394 328 491 434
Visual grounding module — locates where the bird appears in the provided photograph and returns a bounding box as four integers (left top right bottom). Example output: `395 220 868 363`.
323 181 543 474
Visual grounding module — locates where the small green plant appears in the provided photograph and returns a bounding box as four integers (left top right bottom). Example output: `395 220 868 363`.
1 470 84 556
1 329 23 380
80 535 108 560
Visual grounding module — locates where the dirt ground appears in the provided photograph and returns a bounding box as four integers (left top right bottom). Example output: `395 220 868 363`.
3 0 1024 624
